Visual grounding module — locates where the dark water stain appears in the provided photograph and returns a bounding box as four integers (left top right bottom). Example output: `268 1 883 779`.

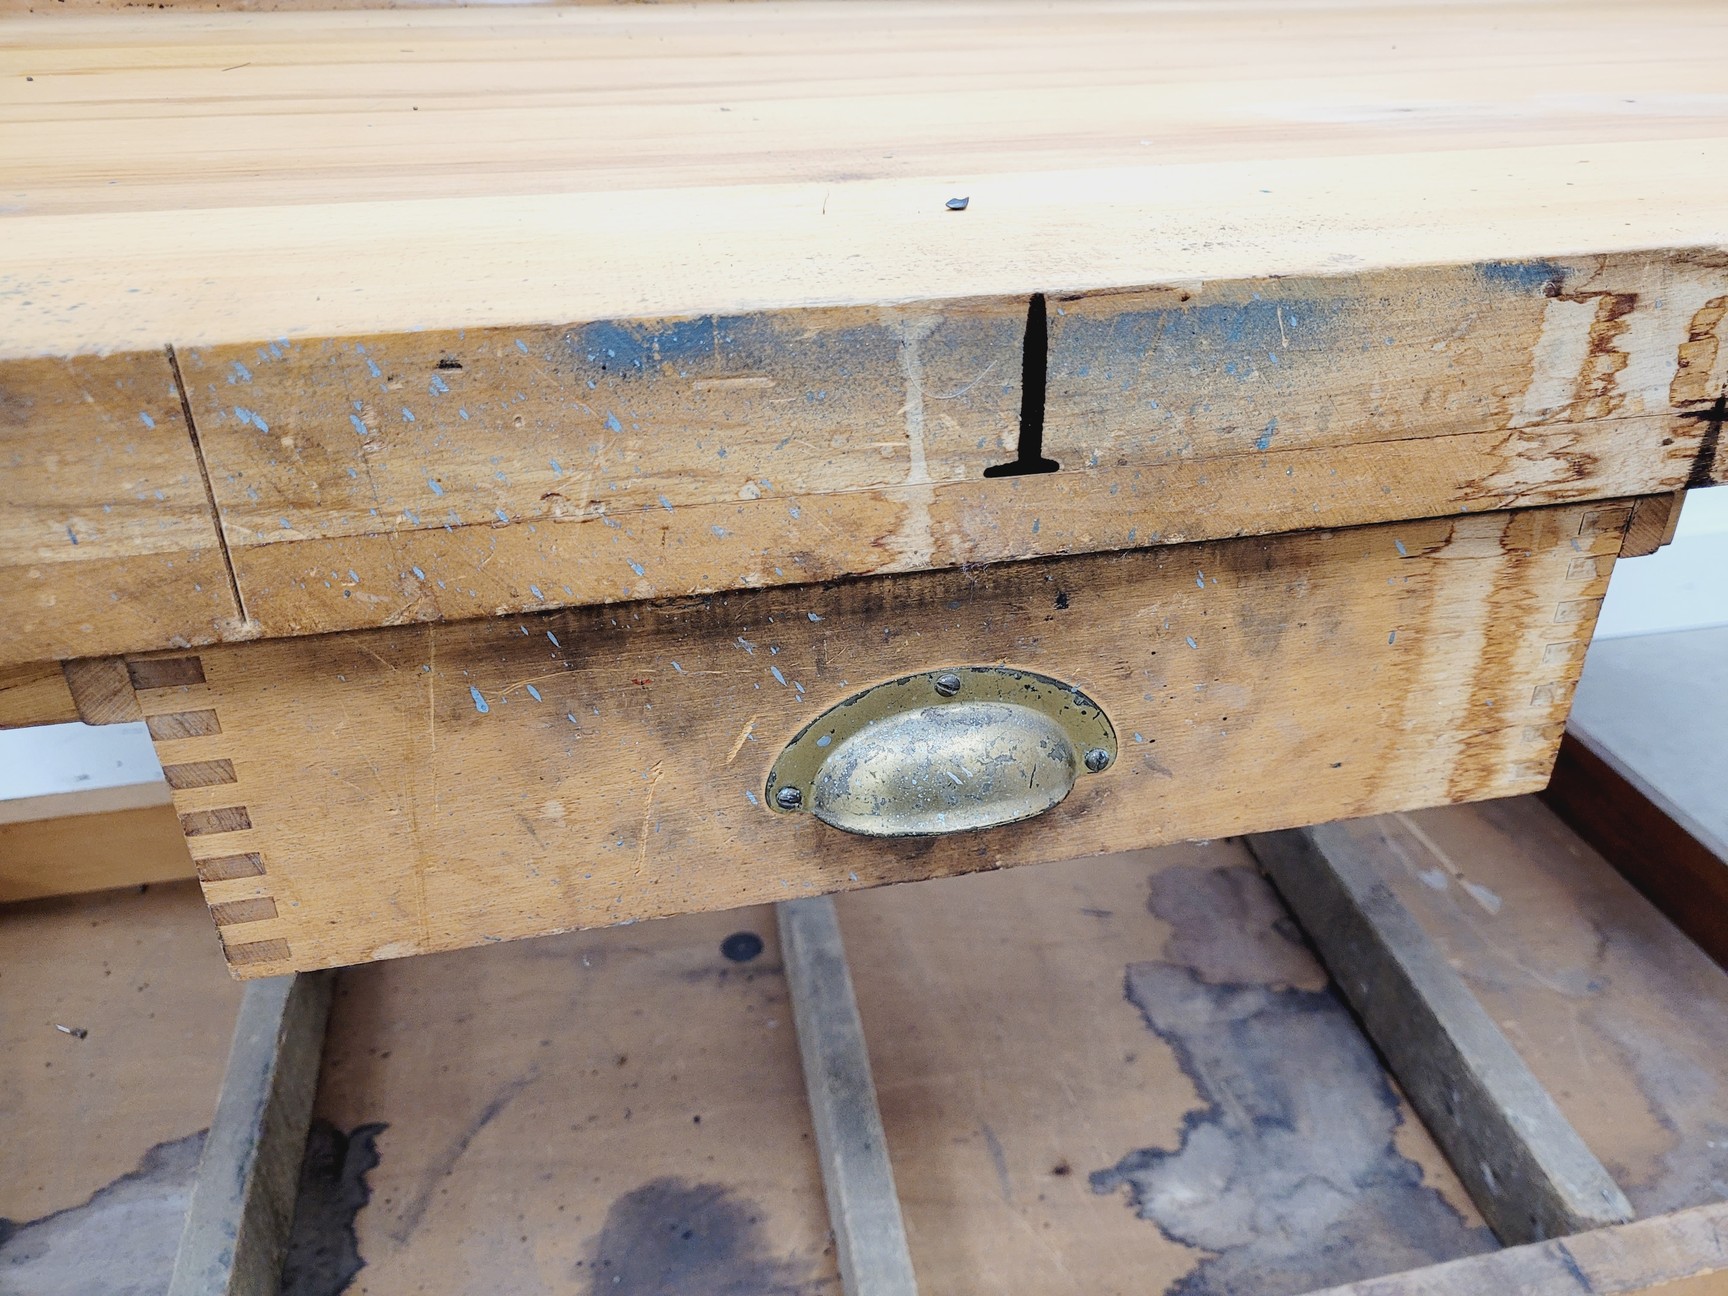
0 1130 205 1296
1090 866 1494 1296
580 1177 819 1296
280 1120 387 1296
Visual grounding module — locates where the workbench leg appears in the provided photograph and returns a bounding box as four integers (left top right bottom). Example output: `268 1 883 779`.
1247 823 1632 1245
168 972 335 1296
778 896 920 1296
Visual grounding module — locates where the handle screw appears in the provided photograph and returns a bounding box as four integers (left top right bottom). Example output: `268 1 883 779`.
775 785 804 810
1084 748 1112 773
933 673 963 697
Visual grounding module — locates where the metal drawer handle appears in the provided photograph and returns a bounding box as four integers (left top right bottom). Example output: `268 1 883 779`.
765 667 1116 837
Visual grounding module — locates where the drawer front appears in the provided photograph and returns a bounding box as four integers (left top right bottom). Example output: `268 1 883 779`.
127 500 1628 976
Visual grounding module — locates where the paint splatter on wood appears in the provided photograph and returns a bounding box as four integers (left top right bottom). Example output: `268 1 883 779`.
1090 866 1494 1295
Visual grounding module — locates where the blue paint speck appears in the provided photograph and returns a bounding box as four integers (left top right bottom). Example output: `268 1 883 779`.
402 407 416 422
139 412 156 429
530 584 544 600
1388 630 1398 645
548 630 561 647
550 459 562 474
1394 539 1408 557
427 478 444 497
628 559 645 577
230 361 253 383
746 790 761 806
658 494 674 512
817 734 832 748
604 412 623 433
526 684 543 702
771 666 787 686
1255 418 1278 452
469 686 490 714
366 358 382 379
807 612 823 622
1186 636 1199 649
349 413 367 436
411 566 425 580
515 339 529 354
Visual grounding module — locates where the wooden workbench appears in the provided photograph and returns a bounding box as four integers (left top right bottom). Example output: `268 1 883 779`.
2 0 1725 976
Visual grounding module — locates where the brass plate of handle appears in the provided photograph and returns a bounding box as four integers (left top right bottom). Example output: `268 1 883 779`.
765 666 1117 837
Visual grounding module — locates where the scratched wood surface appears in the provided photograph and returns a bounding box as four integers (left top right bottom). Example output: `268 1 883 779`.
0 353 242 667
164 257 1725 645
1 3 1726 666
0 880 242 1296
114 499 1624 976
308 814 1728 1295
312 842 1493 1296
6 3 1728 358
1369 796 1728 1222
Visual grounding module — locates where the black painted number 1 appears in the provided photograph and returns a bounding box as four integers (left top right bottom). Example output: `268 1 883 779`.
985 294 1059 478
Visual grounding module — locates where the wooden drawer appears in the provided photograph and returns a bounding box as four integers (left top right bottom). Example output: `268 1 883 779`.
104 498 1630 976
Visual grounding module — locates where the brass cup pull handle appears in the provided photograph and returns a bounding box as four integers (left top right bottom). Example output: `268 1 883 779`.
765 667 1117 838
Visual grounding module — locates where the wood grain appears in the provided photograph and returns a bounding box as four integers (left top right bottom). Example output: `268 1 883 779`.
5 3 1728 358
160 257 1727 643
779 896 918 1296
0 782 193 902
0 661 77 729
1309 1199 1728 1296
7 0 1728 661
1543 732 1728 972
167 972 333 1296
1374 796 1728 1222
123 499 1627 976
307 842 1489 1294
0 353 242 668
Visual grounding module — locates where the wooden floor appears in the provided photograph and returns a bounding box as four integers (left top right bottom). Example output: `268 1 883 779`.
4 795 1728 1294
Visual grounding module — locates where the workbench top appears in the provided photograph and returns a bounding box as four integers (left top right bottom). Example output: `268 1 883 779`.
4 0 1728 356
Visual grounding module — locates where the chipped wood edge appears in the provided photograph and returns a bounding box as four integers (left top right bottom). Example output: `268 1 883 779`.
1619 490 1686 558
168 971 334 1296
61 657 144 725
778 896 919 1296
1300 1198 1728 1296
1246 822 1634 1246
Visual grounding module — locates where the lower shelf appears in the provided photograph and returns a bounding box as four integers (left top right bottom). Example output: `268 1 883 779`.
4 792 1727 1294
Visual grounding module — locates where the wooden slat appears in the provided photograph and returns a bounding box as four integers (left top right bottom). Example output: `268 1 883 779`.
780 896 918 1296
1248 822 1633 1245
167 972 334 1296
116 498 1624 976
0 352 243 668
1306 1199 1728 1296
0 660 78 729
